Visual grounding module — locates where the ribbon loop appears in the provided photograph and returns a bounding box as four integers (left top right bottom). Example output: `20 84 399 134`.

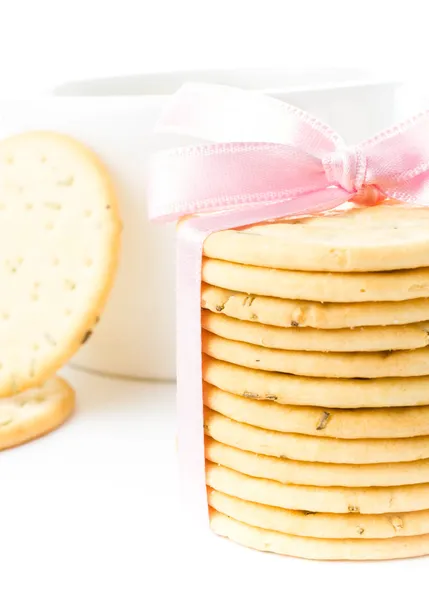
322 147 367 193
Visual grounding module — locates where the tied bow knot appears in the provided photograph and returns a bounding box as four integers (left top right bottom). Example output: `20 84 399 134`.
322 147 367 194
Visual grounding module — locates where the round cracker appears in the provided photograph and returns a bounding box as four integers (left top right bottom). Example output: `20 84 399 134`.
203 384 429 439
206 462 429 514
210 508 429 560
204 409 429 464
0 132 121 397
205 438 429 487
208 489 429 539
201 284 429 329
0 375 74 450
202 310 429 353
202 258 429 303
204 204 429 273
202 331 429 379
203 357 429 408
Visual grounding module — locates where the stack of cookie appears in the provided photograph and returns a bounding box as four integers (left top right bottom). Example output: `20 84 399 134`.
200 204 429 560
0 132 120 450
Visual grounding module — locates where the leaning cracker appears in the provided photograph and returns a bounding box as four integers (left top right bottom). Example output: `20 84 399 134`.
0 132 121 396
208 489 429 539
206 462 429 514
204 384 429 439
0 375 74 450
201 284 429 329
202 310 429 353
204 409 429 464
202 258 429 303
204 204 429 272
202 331 429 379
203 357 429 408
205 438 429 487
210 508 429 560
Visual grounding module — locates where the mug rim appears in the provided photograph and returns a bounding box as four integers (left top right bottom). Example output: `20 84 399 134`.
53 68 400 98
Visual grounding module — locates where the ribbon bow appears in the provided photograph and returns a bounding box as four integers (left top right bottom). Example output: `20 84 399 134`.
148 84 429 529
149 83 429 225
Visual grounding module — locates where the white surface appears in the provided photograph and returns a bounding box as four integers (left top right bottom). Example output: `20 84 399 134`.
0 367 426 600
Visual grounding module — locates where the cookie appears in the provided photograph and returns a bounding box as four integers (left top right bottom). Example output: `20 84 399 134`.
203 357 429 408
202 310 429 353
206 462 429 514
201 284 429 329
205 438 429 487
203 204 429 272
209 508 429 560
0 375 74 450
0 132 121 396
204 409 429 464
202 331 429 378
204 383 429 439
202 258 429 303
208 489 429 539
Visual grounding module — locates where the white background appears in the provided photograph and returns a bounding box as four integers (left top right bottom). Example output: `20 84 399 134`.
1 2 428 598
0 0 427 94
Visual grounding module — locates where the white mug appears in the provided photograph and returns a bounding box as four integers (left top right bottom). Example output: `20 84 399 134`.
0 70 400 380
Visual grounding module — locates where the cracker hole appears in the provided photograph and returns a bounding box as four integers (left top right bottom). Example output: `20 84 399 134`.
45 222 54 231
2 312 9 320
44 202 61 210
84 209 92 218
5 156 14 165
31 293 39 301
85 258 93 267
57 176 74 187
52 257 60 266
65 308 72 316
33 344 40 352
41 156 47 163
0 204 5 210
25 203 33 211
81 329 93 344
64 279 76 291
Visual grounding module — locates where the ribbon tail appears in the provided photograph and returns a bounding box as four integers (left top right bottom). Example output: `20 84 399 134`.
175 186 350 534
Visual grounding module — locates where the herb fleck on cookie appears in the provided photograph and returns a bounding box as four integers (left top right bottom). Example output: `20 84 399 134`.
316 411 331 431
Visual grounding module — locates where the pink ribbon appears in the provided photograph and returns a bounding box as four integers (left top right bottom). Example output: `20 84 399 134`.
148 83 429 532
